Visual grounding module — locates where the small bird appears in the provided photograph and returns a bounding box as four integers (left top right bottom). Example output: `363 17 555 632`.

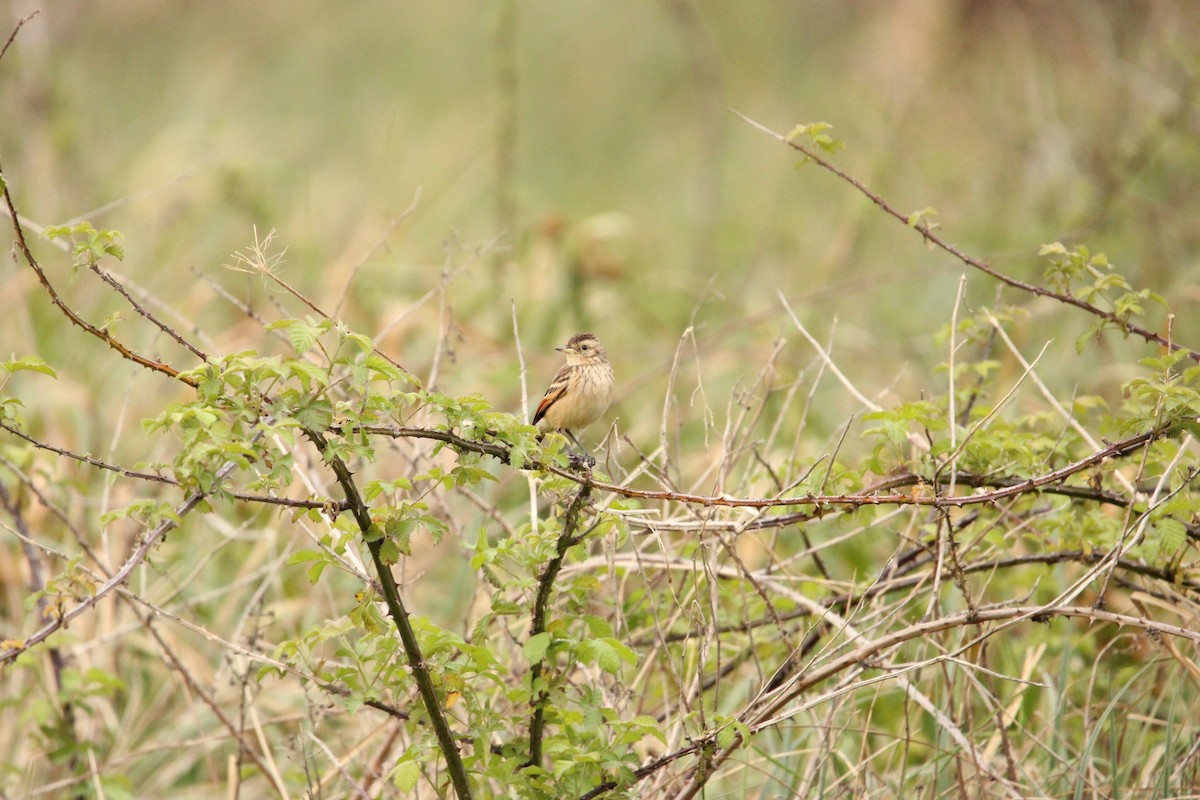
532 333 615 462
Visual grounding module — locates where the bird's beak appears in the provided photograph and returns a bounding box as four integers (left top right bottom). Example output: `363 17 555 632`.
555 345 568 353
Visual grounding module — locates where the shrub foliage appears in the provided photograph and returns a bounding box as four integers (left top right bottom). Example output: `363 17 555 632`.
4 108 1200 800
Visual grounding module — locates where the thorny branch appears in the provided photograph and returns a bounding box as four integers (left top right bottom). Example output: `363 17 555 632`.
2 167 198 388
0 10 37 63
527 479 595 770
2 411 1171 526
0 418 349 511
3 80 1199 798
363 423 1167 518
0 459 239 665
579 603 1200 800
305 428 475 799
2 172 472 797
733 110 1200 364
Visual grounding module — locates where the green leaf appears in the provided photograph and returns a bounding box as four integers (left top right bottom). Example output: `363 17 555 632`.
787 121 825 141
366 354 404 382
717 723 737 750
286 549 324 566
383 513 416 556
906 207 938 229
449 465 497 486
524 632 553 665
296 399 334 430
288 360 329 390
578 637 634 674
378 538 400 565
392 760 421 792
785 121 844 153
285 551 333 585
604 637 637 667
715 719 751 750
2 355 57 378
364 477 413 501
306 560 328 584
1153 518 1188 555
290 326 318 355
492 600 522 615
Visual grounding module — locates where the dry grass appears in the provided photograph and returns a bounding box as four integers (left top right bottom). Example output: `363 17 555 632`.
3 4 1200 798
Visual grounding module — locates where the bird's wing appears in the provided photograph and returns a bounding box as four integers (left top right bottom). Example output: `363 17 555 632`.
532 365 572 427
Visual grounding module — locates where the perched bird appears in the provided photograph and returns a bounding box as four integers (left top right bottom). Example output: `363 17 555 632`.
532 333 614 461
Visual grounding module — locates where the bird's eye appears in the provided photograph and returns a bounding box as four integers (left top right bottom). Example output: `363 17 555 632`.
580 344 590 351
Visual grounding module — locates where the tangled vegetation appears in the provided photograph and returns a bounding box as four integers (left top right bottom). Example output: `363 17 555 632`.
3 7 1200 799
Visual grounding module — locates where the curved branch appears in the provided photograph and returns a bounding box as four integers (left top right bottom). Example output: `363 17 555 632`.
732 111 1200 363
579 603 1200 799
1 168 197 387
862 470 1131 508
368 423 1163 513
631 548 1200 646
87 261 208 361
0 11 38 63
0 419 348 511
0 458 239 665
5 169 467 791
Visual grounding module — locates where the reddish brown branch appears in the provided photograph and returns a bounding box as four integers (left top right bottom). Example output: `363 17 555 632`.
0 10 38 63
368 424 1162 514
0 419 347 511
1 167 197 387
0 460 239 666
581 603 1200 800
87 263 209 361
639 548 1200 647
732 111 1200 363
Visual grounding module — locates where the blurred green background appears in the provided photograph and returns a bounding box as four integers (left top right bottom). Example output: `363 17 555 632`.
3 0 1200 464
4 4 1200 794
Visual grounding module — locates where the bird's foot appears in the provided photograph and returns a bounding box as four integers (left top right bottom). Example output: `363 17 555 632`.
568 451 596 470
